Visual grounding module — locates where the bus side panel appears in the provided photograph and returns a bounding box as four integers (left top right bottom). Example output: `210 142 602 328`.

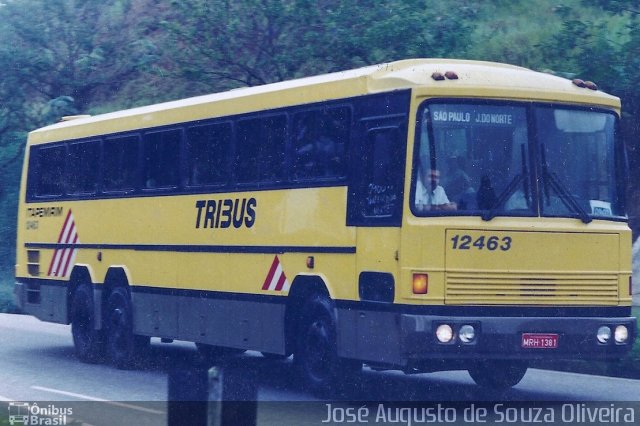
176 295 286 353
15 280 68 324
338 307 404 365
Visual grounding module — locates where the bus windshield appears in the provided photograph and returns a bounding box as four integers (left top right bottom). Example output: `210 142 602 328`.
413 101 623 220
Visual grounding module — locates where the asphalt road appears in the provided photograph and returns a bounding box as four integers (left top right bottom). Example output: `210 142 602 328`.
1 313 640 425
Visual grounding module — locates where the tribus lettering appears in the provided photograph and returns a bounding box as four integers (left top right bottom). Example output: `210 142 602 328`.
195 198 257 229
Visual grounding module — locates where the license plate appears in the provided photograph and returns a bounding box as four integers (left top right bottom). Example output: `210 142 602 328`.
522 333 559 349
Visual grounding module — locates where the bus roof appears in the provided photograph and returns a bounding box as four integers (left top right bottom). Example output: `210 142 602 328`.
29 58 621 143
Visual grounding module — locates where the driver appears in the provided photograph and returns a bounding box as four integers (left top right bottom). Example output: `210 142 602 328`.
415 168 457 212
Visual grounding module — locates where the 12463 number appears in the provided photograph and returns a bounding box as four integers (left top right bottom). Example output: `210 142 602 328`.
451 235 512 251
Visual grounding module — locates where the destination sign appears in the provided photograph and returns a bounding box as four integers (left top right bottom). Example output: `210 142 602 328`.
430 104 524 127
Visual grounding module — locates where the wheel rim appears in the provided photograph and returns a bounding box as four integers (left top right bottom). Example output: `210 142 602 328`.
111 307 126 352
304 318 332 383
108 296 132 360
73 301 92 350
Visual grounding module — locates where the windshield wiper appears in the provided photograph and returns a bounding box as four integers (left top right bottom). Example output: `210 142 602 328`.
481 173 524 221
541 145 592 224
482 144 529 221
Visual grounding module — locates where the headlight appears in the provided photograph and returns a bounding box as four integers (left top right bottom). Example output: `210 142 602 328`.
459 325 476 343
614 325 629 344
436 324 454 343
597 326 611 344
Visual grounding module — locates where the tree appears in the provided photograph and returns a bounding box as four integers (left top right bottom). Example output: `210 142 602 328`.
161 0 478 92
0 0 159 129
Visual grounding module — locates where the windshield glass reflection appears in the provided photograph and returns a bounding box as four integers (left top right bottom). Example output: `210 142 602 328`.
413 102 623 220
414 103 532 216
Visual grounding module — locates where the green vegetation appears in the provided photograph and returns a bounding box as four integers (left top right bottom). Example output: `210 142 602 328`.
0 285 17 314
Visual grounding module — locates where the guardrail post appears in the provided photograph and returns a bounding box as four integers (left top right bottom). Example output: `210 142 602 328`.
168 366 208 426
208 361 258 426
168 360 257 426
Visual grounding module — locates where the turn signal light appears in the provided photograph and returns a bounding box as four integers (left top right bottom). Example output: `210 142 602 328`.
412 273 428 294
431 71 459 81
444 71 459 80
584 81 598 91
572 78 598 91
572 78 587 88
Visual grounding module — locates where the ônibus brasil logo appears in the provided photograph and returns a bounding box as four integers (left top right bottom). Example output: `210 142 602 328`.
7 402 72 426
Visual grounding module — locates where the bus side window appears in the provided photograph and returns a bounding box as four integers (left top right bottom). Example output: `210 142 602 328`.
292 107 350 181
143 129 181 189
31 145 66 197
186 123 231 187
103 135 138 192
68 140 100 195
261 115 287 182
236 115 286 184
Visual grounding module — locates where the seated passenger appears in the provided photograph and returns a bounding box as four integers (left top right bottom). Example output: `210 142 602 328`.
415 168 457 212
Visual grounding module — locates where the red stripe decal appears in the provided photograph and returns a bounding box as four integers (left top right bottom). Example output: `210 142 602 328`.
262 256 280 290
48 209 73 277
274 272 287 292
47 249 58 276
60 233 78 278
57 210 72 243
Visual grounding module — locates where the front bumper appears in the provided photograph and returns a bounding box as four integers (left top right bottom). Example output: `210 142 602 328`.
401 314 637 361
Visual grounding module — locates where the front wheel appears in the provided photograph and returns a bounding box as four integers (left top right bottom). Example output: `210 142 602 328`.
294 294 361 394
468 360 528 390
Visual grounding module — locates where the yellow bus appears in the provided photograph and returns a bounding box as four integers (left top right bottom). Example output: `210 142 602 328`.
14 59 636 391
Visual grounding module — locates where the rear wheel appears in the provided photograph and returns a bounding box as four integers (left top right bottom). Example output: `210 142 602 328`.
71 284 104 363
105 287 139 369
468 360 528 390
294 294 361 394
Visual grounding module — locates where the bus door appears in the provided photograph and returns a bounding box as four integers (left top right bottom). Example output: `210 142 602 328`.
346 117 407 361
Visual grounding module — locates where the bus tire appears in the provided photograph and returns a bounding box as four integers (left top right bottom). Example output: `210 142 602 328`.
294 294 360 395
105 287 137 369
71 284 104 363
468 360 528 390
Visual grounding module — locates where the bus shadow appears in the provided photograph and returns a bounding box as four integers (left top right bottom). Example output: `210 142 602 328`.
20 340 583 403
135 341 577 403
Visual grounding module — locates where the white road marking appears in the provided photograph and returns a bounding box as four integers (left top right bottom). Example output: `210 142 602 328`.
30 386 165 415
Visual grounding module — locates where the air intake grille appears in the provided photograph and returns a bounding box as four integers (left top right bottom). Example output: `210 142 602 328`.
446 271 619 305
